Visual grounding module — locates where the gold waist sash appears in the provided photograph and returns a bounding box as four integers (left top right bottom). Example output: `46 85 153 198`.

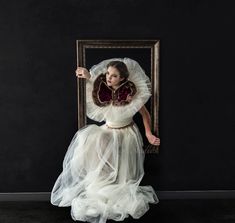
106 121 134 129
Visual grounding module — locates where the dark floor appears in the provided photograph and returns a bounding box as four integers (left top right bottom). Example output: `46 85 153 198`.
0 199 235 223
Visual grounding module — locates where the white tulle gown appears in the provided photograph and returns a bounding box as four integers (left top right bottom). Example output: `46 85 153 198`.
50 58 159 223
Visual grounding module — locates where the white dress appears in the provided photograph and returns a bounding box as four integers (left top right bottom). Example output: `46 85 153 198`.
50 58 159 223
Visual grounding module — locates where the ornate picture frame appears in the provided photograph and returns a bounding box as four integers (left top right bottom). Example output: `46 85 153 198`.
76 39 160 153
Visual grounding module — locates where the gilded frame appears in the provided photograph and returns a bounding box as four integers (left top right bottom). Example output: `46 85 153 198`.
76 39 160 154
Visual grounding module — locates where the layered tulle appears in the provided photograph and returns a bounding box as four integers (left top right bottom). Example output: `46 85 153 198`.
50 57 159 223
86 57 152 122
50 123 159 223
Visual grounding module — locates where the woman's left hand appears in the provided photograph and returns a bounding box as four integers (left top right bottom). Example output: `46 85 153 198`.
146 133 160 146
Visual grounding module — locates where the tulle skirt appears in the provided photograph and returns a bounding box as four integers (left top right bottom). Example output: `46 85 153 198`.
50 122 159 223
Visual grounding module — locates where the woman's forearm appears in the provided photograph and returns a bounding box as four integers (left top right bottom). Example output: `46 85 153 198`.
139 106 160 146
139 106 152 136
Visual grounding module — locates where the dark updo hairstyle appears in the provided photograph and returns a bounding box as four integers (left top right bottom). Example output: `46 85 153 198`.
106 61 129 82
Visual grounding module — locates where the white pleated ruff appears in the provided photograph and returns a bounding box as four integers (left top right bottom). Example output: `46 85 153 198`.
50 122 159 223
85 57 152 123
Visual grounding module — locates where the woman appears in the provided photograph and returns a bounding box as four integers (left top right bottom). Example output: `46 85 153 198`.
50 57 160 223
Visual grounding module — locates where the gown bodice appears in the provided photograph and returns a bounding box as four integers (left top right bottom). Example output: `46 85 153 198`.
92 73 137 107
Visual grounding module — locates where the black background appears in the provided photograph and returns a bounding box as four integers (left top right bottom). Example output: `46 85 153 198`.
0 0 234 192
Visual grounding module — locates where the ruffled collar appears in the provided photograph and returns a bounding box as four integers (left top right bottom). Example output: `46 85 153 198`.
92 73 137 107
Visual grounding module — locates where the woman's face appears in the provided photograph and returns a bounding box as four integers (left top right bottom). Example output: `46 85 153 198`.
106 66 124 89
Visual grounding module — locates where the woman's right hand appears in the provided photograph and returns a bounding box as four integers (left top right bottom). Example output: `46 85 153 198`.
75 67 91 79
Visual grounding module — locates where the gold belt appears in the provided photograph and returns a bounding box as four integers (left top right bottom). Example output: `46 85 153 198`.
106 121 134 129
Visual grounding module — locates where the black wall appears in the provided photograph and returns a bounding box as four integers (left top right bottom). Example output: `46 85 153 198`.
0 0 234 192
